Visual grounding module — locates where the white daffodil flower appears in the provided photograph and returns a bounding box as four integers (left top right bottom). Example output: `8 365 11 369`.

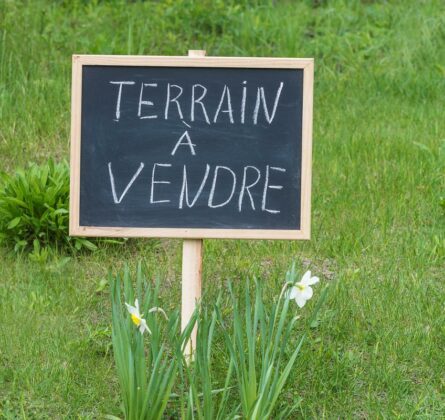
125 299 151 335
288 270 319 308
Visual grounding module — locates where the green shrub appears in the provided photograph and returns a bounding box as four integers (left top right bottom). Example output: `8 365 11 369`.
0 160 97 252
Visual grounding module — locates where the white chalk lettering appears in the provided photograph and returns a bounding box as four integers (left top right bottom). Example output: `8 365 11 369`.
108 162 144 204
238 165 261 212
110 81 135 121
164 84 184 120
213 85 234 124
138 83 158 119
171 130 196 156
253 87 261 125
208 166 237 208
262 165 286 214
241 81 247 124
260 82 284 124
191 84 210 124
253 82 284 124
179 164 210 209
109 81 285 125
150 163 172 204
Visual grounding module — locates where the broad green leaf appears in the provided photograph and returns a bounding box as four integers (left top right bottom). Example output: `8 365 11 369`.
7 216 21 229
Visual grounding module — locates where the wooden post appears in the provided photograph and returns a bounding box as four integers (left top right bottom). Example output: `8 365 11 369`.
181 49 206 357
181 238 202 356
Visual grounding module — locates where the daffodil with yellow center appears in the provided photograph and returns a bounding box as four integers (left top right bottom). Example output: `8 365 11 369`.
287 270 319 308
125 299 150 334
125 299 168 335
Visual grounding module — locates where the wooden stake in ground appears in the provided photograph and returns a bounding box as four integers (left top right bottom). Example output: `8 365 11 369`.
181 50 206 357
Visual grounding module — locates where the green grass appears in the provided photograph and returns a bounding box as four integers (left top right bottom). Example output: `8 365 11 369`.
1 0 444 417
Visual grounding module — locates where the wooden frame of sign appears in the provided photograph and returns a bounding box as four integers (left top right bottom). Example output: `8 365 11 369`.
69 54 314 240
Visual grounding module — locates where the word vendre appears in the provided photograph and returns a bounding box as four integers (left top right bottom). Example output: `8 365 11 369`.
108 80 287 214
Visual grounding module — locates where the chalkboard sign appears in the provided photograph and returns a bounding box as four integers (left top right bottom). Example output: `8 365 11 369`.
69 55 313 239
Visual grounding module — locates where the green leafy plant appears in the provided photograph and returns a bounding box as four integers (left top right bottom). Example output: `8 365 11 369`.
177 305 237 420
109 263 327 419
0 160 97 252
217 265 328 419
110 264 195 420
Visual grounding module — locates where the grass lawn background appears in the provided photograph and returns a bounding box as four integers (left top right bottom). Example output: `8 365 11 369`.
0 0 444 417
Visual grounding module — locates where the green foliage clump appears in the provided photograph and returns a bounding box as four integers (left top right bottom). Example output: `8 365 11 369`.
110 263 327 419
110 264 190 420
0 160 96 252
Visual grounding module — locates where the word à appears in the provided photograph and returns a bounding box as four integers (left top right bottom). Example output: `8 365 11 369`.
108 162 286 213
109 80 284 125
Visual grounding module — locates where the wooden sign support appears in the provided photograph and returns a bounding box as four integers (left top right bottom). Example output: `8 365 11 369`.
181 50 206 357
181 237 202 357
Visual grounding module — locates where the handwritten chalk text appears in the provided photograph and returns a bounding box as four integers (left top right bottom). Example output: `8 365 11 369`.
109 81 284 125
107 162 286 214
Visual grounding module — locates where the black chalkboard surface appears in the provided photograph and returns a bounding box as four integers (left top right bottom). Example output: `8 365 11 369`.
70 56 313 239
